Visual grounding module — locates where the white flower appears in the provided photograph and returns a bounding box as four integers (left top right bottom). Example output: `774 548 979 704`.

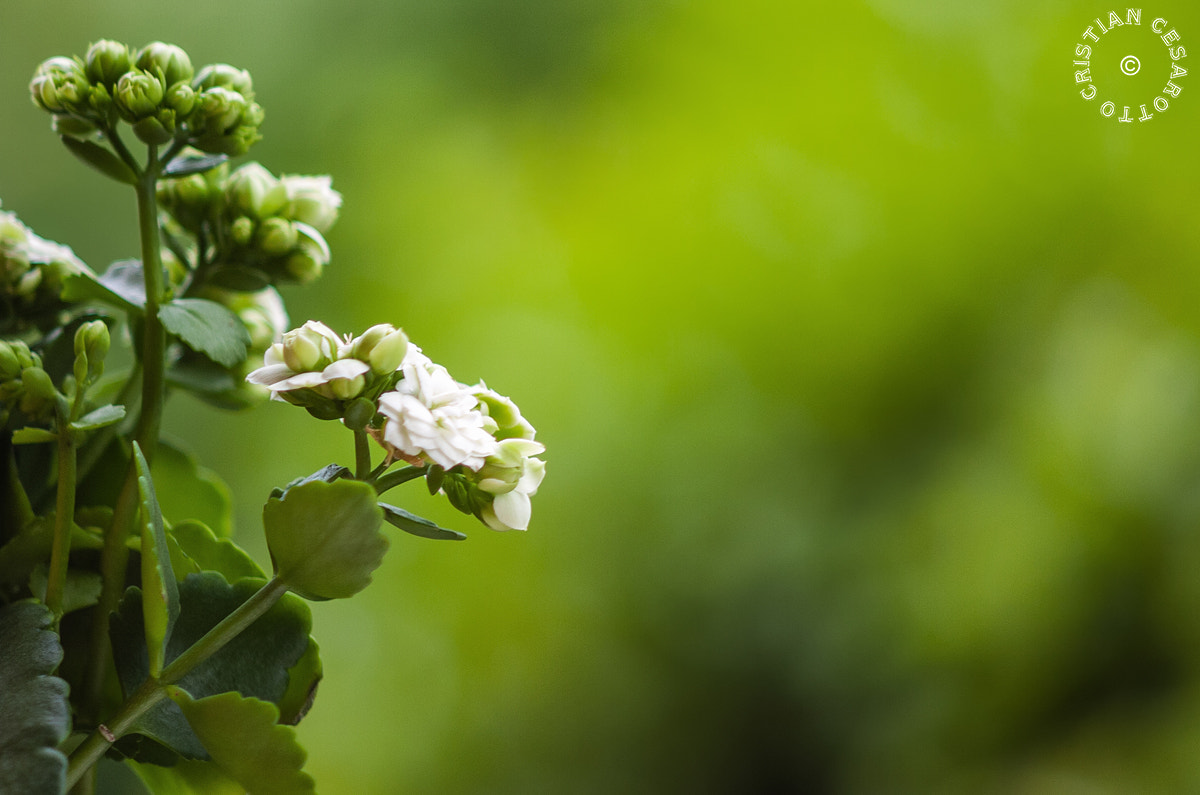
377 354 497 471
281 174 342 233
479 444 546 531
245 320 367 400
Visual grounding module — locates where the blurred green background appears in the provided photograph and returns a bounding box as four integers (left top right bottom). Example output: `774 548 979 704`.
6 0 1200 791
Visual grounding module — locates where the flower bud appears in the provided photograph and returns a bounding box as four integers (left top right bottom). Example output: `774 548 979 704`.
133 111 174 145
351 324 409 375
193 63 254 97
20 366 57 413
30 57 87 114
165 82 196 117
230 216 255 246
52 114 98 139
285 249 323 284
115 69 164 121
226 163 287 220
194 86 246 132
257 217 297 255
343 396 376 430
85 40 133 87
281 175 342 233
0 343 22 380
136 42 193 88
74 319 111 386
280 321 341 372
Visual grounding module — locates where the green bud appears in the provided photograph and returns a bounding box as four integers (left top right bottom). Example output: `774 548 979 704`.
326 373 365 401
226 163 287 219
285 249 323 284
193 63 254 97
133 112 173 145
230 216 255 246
352 324 408 375
30 57 87 114
88 83 114 116
280 321 341 372
20 367 57 412
136 42 193 88
165 82 196 117
0 343 21 380
85 40 133 87
343 397 376 431
115 69 164 121
257 217 297 255
73 320 110 386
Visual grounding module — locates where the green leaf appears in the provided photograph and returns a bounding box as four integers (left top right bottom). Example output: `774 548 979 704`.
162 152 228 177
62 259 146 313
171 520 265 582
159 299 251 368
69 403 126 433
11 427 58 445
0 516 103 585
135 442 179 677
269 463 350 500
205 264 272 292
0 601 70 794
263 479 387 600
128 757 246 794
380 502 467 541
277 636 322 726
152 441 234 538
167 688 316 794
61 135 137 185
109 573 317 763
29 565 103 615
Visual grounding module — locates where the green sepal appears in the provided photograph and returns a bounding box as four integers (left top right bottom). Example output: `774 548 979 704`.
0 601 70 795
69 403 126 433
171 520 265 582
380 502 466 541
11 427 58 445
109 573 318 763
60 135 137 185
167 688 316 794
162 152 228 178
269 464 350 500
263 479 387 601
159 298 251 368
135 442 179 677
62 259 146 313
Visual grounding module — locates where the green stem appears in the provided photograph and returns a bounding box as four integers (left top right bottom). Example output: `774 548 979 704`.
82 143 171 723
354 429 372 480
371 464 428 494
66 577 291 788
43 424 76 625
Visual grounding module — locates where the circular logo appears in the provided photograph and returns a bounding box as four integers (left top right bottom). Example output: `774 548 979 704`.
1073 10 1188 122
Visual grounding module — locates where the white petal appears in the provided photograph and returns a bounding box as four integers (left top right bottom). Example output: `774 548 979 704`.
492 490 532 531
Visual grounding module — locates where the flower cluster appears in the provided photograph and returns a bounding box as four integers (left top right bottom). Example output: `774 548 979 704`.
0 339 55 428
0 204 90 333
30 40 263 153
158 161 341 287
247 322 546 530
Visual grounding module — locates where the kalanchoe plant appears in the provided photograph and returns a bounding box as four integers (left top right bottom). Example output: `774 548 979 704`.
2 39 546 794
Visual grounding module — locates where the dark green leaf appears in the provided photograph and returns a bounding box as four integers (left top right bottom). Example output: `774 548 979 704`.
0 517 103 585
160 299 250 368
29 565 103 614
61 135 137 185
171 520 265 582
277 636 321 726
269 464 350 500
168 688 316 794
205 264 272 292
11 427 58 445
162 152 228 178
380 502 467 541
0 601 70 794
263 479 387 600
70 403 126 433
135 442 179 677
62 259 146 313
109 573 316 763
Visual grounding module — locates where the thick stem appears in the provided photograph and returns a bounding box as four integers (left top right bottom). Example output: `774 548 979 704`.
82 145 170 723
65 577 291 788
43 425 76 625
354 429 372 480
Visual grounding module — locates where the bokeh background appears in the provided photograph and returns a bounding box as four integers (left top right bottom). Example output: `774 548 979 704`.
5 0 1200 791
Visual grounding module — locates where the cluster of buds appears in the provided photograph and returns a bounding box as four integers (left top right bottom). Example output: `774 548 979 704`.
0 340 56 429
30 40 264 153
158 161 341 286
0 204 90 333
247 322 546 531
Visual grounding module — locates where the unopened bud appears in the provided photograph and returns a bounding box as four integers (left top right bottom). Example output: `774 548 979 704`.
136 42 193 88
352 324 408 375
165 82 196 116
193 63 254 97
85 40 133 87
115 69 164 121
226 163 286 220
257 217 297 255
230 216 255 246
133 111 173 145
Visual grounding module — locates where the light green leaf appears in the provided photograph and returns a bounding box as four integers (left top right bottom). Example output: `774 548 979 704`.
263 479 387 600
61 135 137 185
0 601 70 795
152 440 234 538
159 298 250 368
167 688 316 795
11 427 58 445
70 403 126 433
135 442 179 677
380 502 467 541
171 520 265 582
128 757 246 794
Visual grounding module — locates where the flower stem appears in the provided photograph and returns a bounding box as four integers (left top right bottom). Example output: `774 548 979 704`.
371 464 428 494
43 423 76 626
354 429 372 480
66 576 291 788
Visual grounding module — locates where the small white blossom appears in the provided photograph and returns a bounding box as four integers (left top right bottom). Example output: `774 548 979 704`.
281 174 342 233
